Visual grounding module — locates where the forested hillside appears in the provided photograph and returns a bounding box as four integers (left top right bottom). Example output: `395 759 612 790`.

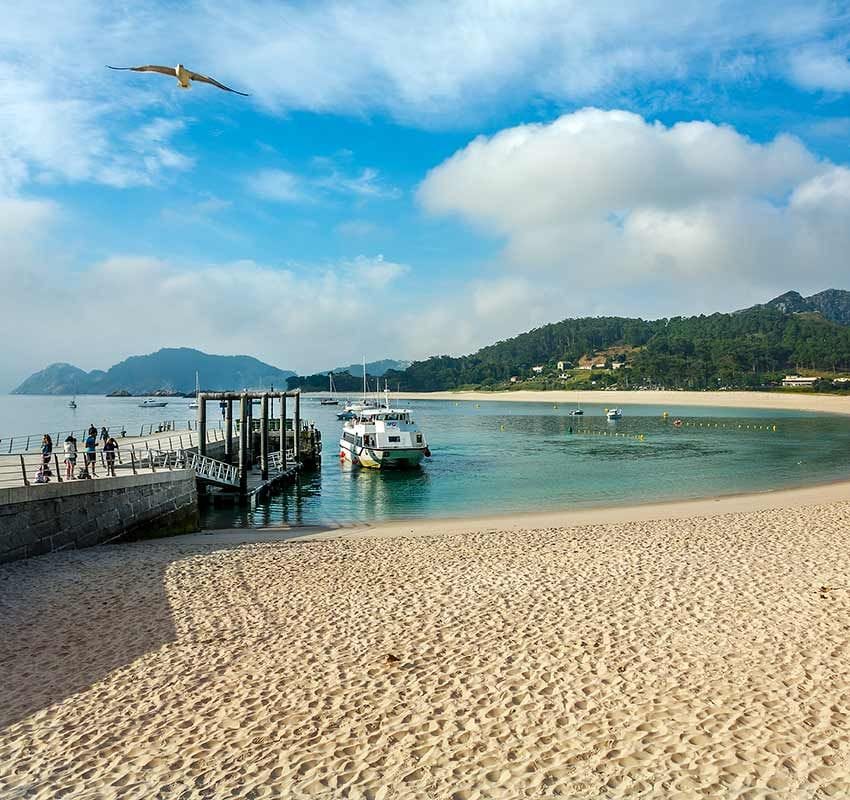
385 303 850 392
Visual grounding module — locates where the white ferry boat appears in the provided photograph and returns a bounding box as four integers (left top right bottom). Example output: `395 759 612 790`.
339 406 430 469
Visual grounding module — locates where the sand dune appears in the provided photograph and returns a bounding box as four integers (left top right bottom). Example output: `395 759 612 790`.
3 502 850 798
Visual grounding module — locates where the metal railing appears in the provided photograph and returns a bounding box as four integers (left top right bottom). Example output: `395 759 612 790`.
184 451 240 487
269 450 297 472
0 427 231 489
0 418 225 455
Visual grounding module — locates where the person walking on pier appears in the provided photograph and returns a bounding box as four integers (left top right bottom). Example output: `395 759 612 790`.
63 434 78 480
84 430 98 477
100 426 109 445
103 436 119 477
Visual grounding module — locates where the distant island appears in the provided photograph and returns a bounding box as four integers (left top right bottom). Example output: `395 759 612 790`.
12 348 295 396
375 289 850 393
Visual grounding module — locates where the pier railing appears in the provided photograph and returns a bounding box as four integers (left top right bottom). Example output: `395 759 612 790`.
0 418 226 455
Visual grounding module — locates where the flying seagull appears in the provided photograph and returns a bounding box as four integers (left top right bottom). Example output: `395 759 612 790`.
106 63 249 96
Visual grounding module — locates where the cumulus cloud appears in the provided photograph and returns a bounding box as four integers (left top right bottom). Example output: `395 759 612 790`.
419 109 850 317
790 45 850 92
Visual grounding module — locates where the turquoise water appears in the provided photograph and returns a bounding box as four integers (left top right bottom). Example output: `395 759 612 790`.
202 399 850 528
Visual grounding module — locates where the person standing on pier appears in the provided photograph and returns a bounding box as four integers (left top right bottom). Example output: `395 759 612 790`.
103 436 119 477
100 426 109 444
84 430 98 477
63 435 78 480
41 435 53 474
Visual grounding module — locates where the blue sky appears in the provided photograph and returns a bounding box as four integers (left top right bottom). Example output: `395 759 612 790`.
2 1 850 389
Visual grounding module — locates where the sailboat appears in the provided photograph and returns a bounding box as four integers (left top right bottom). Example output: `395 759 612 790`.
320 373 339 405
68 380 77 408
188 371 199 409
337 358 379 420
569 391 584 416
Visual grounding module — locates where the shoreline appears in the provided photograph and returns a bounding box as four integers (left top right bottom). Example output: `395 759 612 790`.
192 475 850 545
397 388 850 415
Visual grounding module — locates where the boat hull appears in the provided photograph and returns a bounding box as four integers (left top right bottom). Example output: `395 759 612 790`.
339 439 426 469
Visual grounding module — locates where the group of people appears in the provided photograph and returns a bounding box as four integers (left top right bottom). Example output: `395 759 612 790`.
38 425 121 482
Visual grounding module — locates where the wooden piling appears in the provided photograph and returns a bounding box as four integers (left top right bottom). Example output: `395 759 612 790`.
260 394 269 481
239 394 248 497
294 391 301 462
198 397 207 458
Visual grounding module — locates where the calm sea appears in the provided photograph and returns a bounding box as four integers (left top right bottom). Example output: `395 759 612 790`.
2 395 848 528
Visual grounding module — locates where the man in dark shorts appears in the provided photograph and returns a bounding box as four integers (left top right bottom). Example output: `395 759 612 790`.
85 430 98 477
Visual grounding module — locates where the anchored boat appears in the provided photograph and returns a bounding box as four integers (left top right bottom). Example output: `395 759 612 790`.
606 408 623 420
139 398 169 408
339 401 430 469
320 373 340 405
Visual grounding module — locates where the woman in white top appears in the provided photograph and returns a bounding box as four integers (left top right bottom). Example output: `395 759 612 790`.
64 435 78 480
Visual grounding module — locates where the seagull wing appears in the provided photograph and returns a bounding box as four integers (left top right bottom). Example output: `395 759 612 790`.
106 65 176 76
185 69 250 96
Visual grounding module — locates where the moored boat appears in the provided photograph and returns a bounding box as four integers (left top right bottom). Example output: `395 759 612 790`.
606 408 622 420
339 405 429 469
140 398 169 408
320 373 340 405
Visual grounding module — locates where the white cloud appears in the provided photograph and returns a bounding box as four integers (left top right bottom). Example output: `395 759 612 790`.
245 169 305 203
0 206 414 388
247 160 399 205
790 45 850 92
418 109 850 319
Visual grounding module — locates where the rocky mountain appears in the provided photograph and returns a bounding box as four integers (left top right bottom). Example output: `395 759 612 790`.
759 289 850 326
13 348 295 395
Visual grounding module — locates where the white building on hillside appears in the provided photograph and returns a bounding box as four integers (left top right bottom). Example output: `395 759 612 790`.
782 375 818 387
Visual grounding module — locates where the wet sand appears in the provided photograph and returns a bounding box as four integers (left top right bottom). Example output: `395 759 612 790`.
3 495 850 798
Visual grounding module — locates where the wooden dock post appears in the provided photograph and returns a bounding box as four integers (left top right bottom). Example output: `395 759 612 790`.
294 390 301 463
280 392 287 471
225 399 233 464
238 394 248 497
260 394 269 481
198 398 207 458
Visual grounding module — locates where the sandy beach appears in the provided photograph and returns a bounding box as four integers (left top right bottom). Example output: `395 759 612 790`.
401 389 850 417
3 488 850 798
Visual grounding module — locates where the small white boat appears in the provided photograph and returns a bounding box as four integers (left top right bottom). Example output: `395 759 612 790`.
606 408 622 420
339 402 429 469
140 398 169 408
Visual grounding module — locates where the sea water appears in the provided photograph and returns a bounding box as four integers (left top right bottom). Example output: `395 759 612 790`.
206 398 850 528
1 395 848 528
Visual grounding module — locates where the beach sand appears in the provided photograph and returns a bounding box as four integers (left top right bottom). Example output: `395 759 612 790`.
3 496 850 798
402 389 850 417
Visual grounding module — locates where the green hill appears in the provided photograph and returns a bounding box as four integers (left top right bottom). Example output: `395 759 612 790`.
384 291 850 392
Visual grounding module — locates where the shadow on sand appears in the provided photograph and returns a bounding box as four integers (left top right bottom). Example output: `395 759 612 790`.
0 541 206 731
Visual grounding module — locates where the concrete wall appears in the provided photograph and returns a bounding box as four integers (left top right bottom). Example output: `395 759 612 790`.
0 470 199 564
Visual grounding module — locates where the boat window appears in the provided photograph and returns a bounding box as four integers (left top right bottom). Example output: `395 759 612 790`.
388 436 400 443
416 434 423 443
